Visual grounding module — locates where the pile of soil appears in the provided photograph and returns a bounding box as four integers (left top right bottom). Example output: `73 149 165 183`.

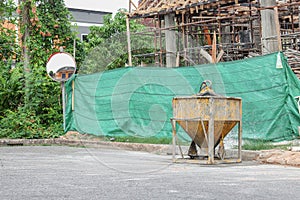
256 149 300 168
59 131 105 141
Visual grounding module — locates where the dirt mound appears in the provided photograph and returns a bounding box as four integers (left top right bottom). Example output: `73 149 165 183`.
256 149 300 167
59 131 104 141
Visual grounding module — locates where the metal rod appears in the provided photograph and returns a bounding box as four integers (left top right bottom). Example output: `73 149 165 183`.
238 100 243 162
62 81 66 131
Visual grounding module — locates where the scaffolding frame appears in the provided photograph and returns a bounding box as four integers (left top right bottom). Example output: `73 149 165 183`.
126 0 300 71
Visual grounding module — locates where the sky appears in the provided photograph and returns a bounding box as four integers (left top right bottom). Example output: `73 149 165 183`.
64 0 139 14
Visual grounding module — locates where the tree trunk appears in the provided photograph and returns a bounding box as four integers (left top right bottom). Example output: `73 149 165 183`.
20 0 31 108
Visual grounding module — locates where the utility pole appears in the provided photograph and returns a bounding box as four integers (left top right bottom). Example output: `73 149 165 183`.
20 0 31 108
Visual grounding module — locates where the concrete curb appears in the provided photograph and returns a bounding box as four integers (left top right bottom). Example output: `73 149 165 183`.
0 138 172 154
0 138 260 161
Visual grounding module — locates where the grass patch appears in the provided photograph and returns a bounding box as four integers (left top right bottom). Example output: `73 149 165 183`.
242 140 291 151
107 136 172 144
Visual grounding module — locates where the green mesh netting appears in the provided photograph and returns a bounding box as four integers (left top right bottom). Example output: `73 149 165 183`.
65 52 300 142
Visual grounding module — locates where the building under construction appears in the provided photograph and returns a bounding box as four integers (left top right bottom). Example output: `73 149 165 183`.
126 0 300 76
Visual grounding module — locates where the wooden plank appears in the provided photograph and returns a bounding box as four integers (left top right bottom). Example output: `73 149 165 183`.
216 49 225 63
212 31 217 63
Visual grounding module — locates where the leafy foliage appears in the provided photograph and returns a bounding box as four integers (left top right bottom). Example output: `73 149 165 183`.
0 61 24 114
85 11 141 50
80 10 154 74
0 4 155 138
0 107 62 139
0 0 19 61
0 0 84 139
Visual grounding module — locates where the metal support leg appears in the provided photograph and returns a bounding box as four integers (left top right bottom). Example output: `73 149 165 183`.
238 121 242 162
238 100 243 163
175 134 184 159
208 98 215 164
171 119 177 162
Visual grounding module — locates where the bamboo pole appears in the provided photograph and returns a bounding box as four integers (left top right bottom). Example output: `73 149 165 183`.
126 16 132 66
212 31 217 63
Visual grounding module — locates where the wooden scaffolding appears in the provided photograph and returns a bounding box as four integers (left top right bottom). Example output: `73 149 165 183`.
126 0 300 75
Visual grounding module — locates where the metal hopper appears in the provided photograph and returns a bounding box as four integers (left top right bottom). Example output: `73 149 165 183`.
170 81 242 164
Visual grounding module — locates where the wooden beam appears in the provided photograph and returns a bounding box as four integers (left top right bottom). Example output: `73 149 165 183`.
212 31 217 63
216 49 225 63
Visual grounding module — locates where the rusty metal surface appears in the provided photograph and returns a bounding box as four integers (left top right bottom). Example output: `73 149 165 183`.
172 96 242 151
173 96 241 121
177 121 238 149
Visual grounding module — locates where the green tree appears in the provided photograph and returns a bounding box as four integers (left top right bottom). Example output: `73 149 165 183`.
0 0 84 139
0 0 19 61
81 10 154 74
0 0 22 115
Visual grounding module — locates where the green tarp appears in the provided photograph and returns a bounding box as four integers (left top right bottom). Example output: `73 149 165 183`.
65 52 300 141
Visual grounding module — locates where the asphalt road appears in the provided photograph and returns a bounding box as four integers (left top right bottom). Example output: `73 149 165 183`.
0 146 299 200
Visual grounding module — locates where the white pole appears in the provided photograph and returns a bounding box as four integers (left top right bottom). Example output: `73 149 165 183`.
59 46 66 131
126 16 132 66
62 81 66 131
73 39 76 59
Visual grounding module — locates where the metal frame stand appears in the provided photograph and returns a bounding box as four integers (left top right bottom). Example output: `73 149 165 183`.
171 117 242 165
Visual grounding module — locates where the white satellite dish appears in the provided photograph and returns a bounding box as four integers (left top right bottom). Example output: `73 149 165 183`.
46 52 76 82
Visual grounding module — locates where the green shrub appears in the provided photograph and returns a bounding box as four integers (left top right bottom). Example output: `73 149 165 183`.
0 108 63 139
